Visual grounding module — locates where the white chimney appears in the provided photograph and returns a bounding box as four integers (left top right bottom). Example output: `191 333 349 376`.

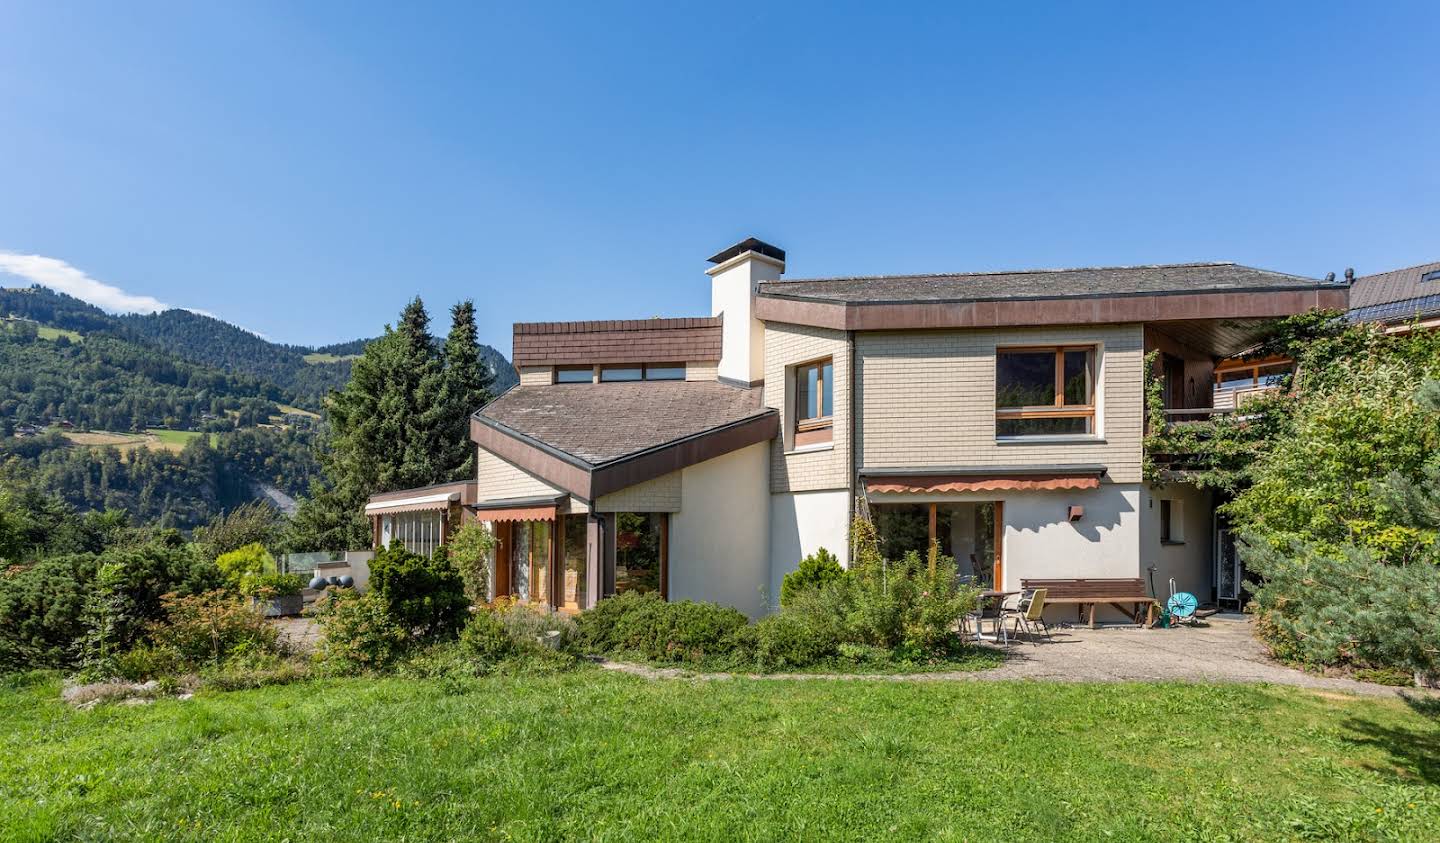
705 237 785 386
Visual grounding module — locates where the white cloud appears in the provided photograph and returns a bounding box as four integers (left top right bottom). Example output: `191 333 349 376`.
0 251 171 314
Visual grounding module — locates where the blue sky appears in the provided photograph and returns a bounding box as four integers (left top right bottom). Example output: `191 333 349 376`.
1 2 1436 349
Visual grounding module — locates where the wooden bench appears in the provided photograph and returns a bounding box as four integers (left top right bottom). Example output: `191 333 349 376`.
1020 578 1157 628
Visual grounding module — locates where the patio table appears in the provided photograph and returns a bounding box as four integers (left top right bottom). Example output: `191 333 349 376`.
970 590 1019 644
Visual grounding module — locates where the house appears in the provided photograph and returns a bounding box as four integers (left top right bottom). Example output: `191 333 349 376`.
367 238 1348 619
1347 261 1440 332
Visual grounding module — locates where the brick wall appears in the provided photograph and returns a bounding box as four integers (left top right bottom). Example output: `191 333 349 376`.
475 447 562 501
855 324 1145 484
685 361 719 382
763 323 852 493
594 470 682 512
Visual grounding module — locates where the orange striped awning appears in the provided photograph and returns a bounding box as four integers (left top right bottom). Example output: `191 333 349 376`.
865 474 1101 494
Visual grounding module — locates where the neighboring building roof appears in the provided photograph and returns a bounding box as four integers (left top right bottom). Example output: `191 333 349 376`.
757 262 1328 304
512 317 722 367
470 381 779 500
1348 260 1440 324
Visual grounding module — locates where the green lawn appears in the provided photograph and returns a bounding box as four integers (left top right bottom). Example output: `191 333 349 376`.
2 672 1436 841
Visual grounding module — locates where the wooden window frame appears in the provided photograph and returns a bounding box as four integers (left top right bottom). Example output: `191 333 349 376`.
995 345 1097 435
793 357 834 447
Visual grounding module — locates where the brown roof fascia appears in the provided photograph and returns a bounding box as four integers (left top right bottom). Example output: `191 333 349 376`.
469 410 779 502
754 287 1350 331
470 417 594 500
588 412 779 499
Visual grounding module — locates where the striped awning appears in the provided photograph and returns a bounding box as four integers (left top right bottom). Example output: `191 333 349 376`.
865 474 1101 494
364 491 459 514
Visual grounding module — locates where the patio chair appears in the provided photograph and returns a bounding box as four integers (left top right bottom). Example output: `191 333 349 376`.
1003 588 1052 644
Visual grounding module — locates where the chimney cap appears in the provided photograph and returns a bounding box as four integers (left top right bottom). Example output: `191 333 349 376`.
706 237 785 266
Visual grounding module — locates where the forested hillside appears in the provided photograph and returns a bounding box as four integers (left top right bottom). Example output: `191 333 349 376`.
0 286 517 406
0 284 514 532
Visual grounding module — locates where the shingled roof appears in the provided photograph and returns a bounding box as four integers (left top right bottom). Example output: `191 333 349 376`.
757 262 1332 304
474 381 774 466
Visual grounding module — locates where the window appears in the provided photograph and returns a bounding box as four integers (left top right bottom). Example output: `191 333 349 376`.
600 366 643 382
1160 499 1184 544
598 363 684 382
643 363 685 381
614 512 666 597
562 514 587 610
995 346 1096 437
384 510 445 558
794 358 834 447
555 366 593 384
1422 269 1440 284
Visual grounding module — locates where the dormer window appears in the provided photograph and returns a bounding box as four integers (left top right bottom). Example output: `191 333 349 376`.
601 366 643 382
1422 269 1440 284
555 366 594 384
598 363 686 382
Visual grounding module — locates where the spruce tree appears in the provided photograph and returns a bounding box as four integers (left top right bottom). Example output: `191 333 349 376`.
439 300 495 480
289 297 492 551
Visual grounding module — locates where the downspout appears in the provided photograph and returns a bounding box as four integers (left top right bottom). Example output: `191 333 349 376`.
848 329 858 564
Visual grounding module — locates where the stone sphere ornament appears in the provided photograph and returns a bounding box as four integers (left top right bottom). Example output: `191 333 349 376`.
339 575 355 588
308 576 329 591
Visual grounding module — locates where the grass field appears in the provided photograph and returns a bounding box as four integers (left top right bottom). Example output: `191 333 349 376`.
36 325 83 342
62 429 216 454
275 404 320 419
302 352 358 364
2 671 1436 841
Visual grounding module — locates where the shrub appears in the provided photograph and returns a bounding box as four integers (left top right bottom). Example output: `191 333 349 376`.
459 609 516 664
215 542 276 589
0 553 100 671
240 571 305 598
147 590 281 668
368 541 468 640
311 589 411 675
444 522 494 605
79 540 224 670
575 591 748 664
753 610 840 671
495 603 579 652
780 546 845 608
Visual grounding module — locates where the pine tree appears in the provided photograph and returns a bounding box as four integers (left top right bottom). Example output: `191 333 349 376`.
1375 380 1440 534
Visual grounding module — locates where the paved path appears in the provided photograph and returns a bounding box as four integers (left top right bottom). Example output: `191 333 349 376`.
603 617 1430 698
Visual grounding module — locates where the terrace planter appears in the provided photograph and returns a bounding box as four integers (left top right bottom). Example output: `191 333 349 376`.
256 593 304 618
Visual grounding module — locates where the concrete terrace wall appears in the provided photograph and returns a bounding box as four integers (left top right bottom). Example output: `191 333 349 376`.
855 324 1145 484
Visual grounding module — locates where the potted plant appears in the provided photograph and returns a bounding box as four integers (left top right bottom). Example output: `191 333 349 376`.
244 572 306 617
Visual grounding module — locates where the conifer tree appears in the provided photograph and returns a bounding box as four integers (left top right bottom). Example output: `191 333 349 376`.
438 300 494 480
